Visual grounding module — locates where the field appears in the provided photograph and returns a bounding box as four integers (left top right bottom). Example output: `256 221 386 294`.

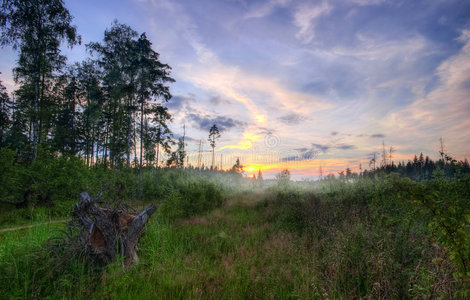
1 167 469 299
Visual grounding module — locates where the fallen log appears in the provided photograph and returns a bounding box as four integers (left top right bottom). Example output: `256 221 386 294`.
72 189 157 265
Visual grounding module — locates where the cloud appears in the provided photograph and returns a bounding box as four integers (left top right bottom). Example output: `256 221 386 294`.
310 141 356 153
294 1 333 44
348 0 386 6
209 95 232 106
129 0 470 165
244 0 291 20
218 131 262 150
149 0 216 63
166 94 195 111
257 127 275 136
278 113 306 125
172 133 195 141
187 113 245 132
332 34 429 62
381 29 470 157
282 148 319 162
336 144 356 150
312 143 330 153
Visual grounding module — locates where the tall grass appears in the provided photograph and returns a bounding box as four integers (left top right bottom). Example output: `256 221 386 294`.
0 171 469 298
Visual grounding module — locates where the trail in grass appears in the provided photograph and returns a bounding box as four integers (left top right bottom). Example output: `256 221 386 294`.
0 219 69 233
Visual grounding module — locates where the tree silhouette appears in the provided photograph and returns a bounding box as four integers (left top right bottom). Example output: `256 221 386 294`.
231 157 243 174
208 124 220 169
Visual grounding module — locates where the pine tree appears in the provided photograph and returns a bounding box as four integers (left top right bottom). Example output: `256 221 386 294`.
208 124 220 169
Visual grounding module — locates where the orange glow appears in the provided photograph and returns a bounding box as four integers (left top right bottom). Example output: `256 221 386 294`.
240 156 376 178
218 131 262 151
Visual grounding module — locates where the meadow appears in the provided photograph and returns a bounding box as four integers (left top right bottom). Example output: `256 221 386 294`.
1 161 469 299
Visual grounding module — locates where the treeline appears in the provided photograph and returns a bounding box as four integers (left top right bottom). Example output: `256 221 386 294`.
364 153 470 180
328 152 470 181
0 0 177 168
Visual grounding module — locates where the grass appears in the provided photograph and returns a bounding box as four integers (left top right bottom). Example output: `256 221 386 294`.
0 201 74 229
0 175 469 299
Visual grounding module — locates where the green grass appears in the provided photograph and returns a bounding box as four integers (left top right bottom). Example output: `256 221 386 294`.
0 175 469 299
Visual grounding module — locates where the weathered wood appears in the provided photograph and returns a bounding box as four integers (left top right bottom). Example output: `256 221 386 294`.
72 189 157 265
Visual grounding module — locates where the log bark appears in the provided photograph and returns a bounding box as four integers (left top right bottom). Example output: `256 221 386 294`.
72 189 157 265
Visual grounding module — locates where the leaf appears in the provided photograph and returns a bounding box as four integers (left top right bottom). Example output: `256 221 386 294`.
464 214 470 224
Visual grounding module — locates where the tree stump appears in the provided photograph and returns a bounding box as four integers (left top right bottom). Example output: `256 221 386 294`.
72 189 157 265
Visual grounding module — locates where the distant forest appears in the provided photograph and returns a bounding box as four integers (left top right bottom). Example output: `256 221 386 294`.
335 152 470 182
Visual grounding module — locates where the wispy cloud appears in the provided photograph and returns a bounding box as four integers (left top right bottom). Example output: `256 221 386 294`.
282 148 319 161
348 0 386 6
383 29 470 157
244 0 291 20
294 1 333 44
332 34 429 62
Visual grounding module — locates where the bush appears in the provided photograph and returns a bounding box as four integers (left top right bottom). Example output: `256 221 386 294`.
158 177 224 220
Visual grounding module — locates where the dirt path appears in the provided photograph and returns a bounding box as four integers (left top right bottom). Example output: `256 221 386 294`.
0 219 69 233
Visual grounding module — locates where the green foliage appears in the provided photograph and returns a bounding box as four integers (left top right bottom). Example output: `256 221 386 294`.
1 168 469 298
275 168 291 188
268 176 469 298
391 174 470 283
0 148 24 203
1 0 79 161
158 175 224 220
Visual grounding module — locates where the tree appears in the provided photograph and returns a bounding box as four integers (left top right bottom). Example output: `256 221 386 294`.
208 124 220 169
276 169 290 186
231 157 243 174
369 152 377 170
87 21 138 167
0 77 12 147
381 140 387 167
257 169 264 186
132 32 174 200
439 137 446 162
389 146 395 166
151 105 173 167
167 136 185 168
1 0 79 161
52 65 83 156
88 23 174 173
74 60 104 166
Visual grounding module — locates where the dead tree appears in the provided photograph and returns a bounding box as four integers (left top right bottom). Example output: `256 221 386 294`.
72 189 157 265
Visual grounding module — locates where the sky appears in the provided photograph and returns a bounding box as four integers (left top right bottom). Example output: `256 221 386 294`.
1 0 470 179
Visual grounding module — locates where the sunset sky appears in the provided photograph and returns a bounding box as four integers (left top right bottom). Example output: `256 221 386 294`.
1 0 469 178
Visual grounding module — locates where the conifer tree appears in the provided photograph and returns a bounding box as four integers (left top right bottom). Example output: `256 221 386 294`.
208 124 220 169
